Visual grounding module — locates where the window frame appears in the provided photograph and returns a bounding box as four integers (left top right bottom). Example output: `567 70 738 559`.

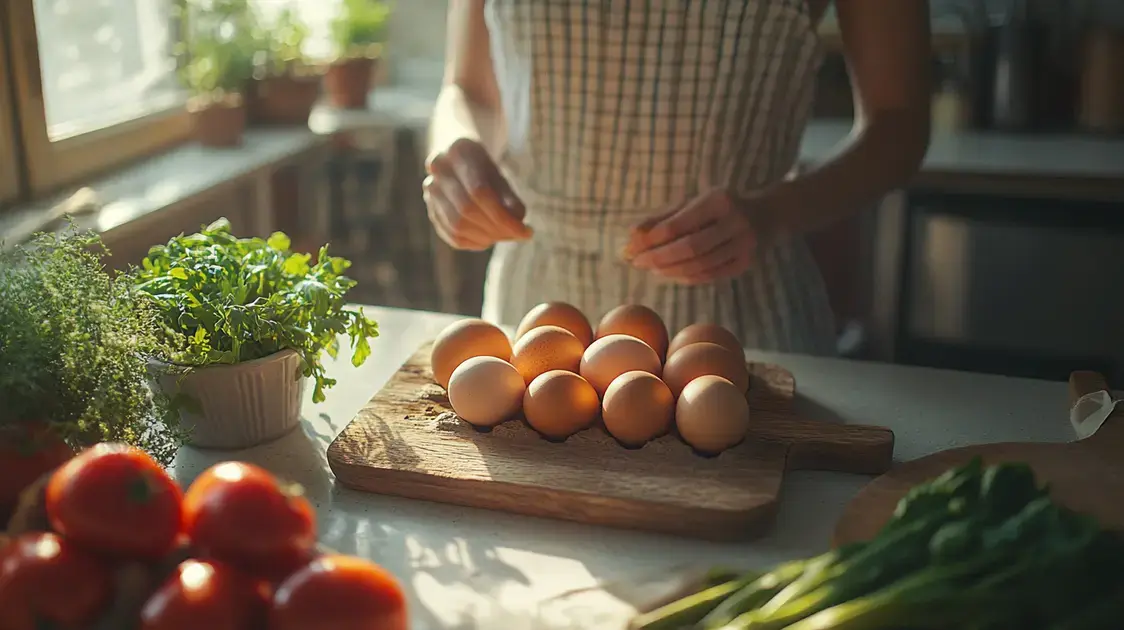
0 28 21 205
4 0 193 200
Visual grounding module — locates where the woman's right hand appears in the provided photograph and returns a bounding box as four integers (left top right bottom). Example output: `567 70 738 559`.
423 138 533 251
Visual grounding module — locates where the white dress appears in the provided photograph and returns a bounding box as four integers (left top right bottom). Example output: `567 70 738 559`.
481 0 837 355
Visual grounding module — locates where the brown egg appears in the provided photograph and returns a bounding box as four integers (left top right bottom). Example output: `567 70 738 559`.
523 370 601 440
447 356 525 427
667 323 743 361
602 371 674 447
516 302 594 348
675 375 751 455
662 342 750 398
510 325 585 384
596 304 669 362
431 319 512 389
579 334 662 397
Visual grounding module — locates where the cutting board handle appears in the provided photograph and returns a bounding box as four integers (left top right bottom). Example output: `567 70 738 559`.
1068 371 1123 456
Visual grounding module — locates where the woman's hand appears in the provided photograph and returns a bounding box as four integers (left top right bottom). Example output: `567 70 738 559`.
623 187 774 285
423 138 533 251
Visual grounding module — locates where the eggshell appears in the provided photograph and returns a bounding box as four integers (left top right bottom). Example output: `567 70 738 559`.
675 375 751 455
516 302 594 348
447 356 525 428
662 342 750 398
667 323 743 361
602 371 674 447
523 370 601 440
596 304 669 362
431 319 512 389
510 325 585 384
579 334 662 397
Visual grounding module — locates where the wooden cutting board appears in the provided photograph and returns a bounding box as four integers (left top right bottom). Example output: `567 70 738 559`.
327 341 895 541
833 371 1124 546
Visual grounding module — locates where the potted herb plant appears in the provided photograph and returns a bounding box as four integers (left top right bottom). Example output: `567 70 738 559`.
247 5 324 126
133 218 379 450
324 0 391 110
0 229 188 523
176 0 258 146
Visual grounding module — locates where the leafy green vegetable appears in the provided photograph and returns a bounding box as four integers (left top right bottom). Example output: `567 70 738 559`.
0 228 187 464
699 558 817 629
133 218 379 403
631 573 766 630
637 458 1124 630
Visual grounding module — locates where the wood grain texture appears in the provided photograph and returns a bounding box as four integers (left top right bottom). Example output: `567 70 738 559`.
328 341 895 541
834 371 1124 546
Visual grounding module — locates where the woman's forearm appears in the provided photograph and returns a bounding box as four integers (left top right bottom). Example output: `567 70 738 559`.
428 84 506 159
759 110 930 239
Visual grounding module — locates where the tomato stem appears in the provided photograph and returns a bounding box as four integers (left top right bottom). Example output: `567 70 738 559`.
128 474 154 504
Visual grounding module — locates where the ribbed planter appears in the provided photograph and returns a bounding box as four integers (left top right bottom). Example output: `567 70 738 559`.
153 350 306 450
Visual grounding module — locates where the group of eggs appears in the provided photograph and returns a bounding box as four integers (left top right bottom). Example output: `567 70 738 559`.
430 302 754 455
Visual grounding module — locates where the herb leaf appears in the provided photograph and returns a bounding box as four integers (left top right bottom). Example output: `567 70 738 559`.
0 227 187 464
133 218 379 403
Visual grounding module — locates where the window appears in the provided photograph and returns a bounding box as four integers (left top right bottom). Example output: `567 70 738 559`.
4 0 192 199
0 0 349 211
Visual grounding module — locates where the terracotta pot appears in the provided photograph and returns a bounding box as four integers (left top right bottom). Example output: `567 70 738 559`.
152 350 307 450
247 74 322 126
324 57 377 110
0 423 74 525
190 97 246 148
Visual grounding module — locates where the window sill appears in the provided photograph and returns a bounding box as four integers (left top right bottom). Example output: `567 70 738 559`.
1 128 329 247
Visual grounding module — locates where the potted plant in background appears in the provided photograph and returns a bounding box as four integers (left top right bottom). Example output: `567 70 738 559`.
247 5 324 126
175 0 258 147
0 228 188 523
324 0 391 110
133 218 379 450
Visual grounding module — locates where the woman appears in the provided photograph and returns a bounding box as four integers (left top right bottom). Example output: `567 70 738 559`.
423 1 931 356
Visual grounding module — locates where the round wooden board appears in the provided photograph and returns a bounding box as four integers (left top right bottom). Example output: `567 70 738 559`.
834 371 1124 546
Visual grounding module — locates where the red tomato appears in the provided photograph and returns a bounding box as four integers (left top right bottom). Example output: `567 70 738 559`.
270 555 409 630
182 462 316 577
256 544 318 586
0 531 113 630
45 442 184 560
139 558 270 630
0 423 73 522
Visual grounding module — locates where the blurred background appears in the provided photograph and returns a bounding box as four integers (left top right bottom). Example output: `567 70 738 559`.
1 0 1122 383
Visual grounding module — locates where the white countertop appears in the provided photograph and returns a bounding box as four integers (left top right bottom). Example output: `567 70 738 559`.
170 306 1075 630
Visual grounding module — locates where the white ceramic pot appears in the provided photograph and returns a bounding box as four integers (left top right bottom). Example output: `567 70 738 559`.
153 350 307 449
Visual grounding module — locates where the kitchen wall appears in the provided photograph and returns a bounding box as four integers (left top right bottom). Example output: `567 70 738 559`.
384 2 446 78
383 0 1124 77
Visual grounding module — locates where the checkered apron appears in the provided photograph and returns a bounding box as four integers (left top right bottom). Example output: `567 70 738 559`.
481 0 837 355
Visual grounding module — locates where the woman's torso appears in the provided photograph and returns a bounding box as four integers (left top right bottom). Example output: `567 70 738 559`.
480 0 838 355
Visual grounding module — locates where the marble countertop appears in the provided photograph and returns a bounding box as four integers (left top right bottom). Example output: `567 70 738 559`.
169 305 1077 630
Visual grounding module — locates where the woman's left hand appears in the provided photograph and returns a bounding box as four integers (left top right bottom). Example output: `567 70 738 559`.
623 187 769 285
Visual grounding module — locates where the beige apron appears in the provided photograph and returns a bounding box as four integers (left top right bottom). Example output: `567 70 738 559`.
481 0 836 355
